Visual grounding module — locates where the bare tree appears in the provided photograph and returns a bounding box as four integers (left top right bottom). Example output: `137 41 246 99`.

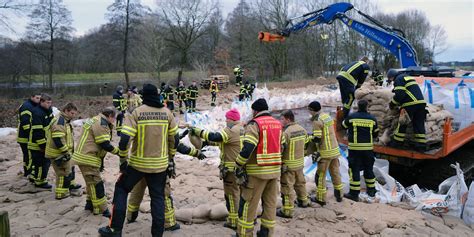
157 0 217 81
107 0 149 88
428 24 448 61
25 0 74 89
0 0 31 33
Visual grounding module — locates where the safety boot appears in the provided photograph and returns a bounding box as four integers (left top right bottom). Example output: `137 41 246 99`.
98 226 122 237
367 189 376 198
256 226 270 237
84 200 93 211
35 183 52 189
310 196 326 206
334 189 343 202
344 193 359 202
276 208 292 219
127 211 139 223
102 209 111 218
223 222 236 230
165 223 181 231
70 183 82 190
296 199 310 208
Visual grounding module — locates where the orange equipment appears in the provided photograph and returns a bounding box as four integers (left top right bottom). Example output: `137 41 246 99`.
258 32 286 42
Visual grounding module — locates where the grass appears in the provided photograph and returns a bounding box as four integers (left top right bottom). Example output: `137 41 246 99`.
23 71 199 83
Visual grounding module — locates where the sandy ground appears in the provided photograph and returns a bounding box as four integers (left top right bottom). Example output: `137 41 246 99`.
1 80 473 236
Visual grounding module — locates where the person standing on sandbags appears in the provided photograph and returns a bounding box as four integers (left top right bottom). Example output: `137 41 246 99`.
234 98 284 237
307 101 343 206
277 110 310 219
336 56 370 119
341 100 379 202
386 69 427 151
99 84 178 237
17 92 41 181
191 108 244 230
72 107 120 217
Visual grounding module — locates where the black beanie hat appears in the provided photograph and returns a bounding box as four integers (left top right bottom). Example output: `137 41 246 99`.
308 101 321 112
251 98 269 112
143 84 159 97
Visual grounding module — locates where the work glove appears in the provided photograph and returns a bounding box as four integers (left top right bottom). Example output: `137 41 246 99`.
167 159 176 179
179 129 189 139
389 101 397 110
234 165 248 186
311 152 321 164
197 151 207 160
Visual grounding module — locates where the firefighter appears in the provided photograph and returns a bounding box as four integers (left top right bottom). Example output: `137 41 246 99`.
248 82 255 100
126 142 206 231
209 77 219 107
113 85 127 136
17 92 41 180
238 83 248 102
233 65 243 86
28 93 54 189
45 103 82 199
186 81 199 112
191 108 243 230
386 69 427 151
127 86 142 112
277 110 310 219
337 57 370 119
99 83 178 237
307 101 343 206
342 100 378 202
72 107 119 217
234 98 284 237
163 84 175 112
175 81 187 114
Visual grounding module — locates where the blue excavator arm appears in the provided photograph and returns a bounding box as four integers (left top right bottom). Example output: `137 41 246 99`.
258 2 418 68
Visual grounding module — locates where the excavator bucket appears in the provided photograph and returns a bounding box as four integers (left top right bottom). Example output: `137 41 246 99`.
258 32 285 42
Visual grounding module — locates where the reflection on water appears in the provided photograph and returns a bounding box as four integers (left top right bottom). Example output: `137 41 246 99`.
1 80 156 99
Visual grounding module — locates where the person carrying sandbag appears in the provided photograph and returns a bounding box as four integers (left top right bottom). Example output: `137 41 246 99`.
386 69 427 151
336 57 370 119
342 100 379 202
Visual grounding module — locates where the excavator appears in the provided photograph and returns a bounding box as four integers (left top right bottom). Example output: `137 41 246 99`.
259 2 474 189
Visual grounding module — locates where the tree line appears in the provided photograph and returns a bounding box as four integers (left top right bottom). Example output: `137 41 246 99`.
0 0 448 88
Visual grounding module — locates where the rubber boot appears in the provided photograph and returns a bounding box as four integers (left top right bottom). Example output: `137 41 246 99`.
256 226 270 237
276 208 292 219
223 222 236 230
310 196 326 206
367 188 376 198
334 189 343 202
296 199 310 208
98 226 122 237
102 209 111 218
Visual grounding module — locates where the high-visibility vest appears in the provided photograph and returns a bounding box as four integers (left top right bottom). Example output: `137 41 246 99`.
254 116 282 166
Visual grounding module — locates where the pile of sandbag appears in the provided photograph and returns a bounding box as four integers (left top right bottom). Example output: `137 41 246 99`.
353 81 453 145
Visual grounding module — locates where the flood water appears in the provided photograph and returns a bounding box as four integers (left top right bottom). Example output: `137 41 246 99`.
0 80 156 99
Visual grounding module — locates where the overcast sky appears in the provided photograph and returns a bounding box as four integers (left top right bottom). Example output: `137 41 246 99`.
1 0 472 62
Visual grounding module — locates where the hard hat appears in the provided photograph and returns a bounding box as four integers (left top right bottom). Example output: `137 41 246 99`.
386 68 399 80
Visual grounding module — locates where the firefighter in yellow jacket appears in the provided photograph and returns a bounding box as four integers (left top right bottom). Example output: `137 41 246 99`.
307 101 343 206
126 142 206 231
277 110 310 218
209 77 219 106
45 103 82 199
72 107 119 217
99 83 178 237
234 98 284 237
192 108 244 230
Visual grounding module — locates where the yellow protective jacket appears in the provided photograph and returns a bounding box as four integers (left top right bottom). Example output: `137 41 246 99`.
282 122 307 171
128 93 143 112
310 112 340 159
209 81 219 92
120 104 178 173
45 112 74 159
72 114 118 168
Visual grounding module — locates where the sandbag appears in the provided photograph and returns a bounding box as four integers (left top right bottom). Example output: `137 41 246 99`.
192 204 211 219
175 208 193 223
209 203 228 220
189 134 203 149
462 182 474 225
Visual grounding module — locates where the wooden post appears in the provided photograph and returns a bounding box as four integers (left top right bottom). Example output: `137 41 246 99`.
0 211 10 237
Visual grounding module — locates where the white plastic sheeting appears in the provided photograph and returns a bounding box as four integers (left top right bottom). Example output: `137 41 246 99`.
0 128 16 137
